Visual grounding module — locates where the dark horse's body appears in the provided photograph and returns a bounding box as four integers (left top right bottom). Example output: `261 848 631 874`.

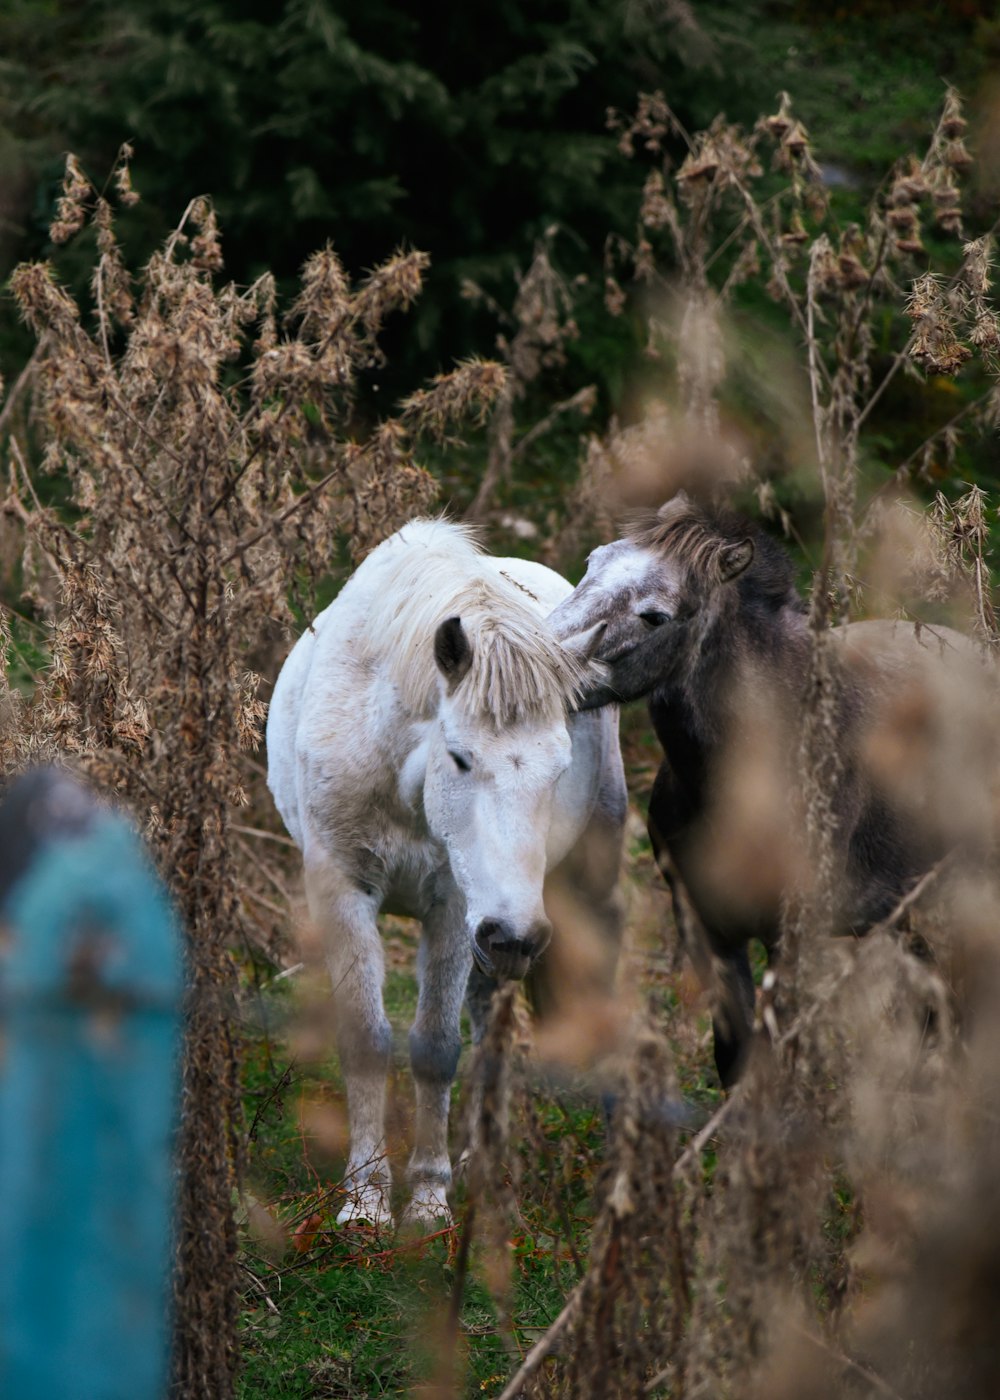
550 494 995 1084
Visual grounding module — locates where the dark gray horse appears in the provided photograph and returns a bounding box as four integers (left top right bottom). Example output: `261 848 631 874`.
550 493 996 1085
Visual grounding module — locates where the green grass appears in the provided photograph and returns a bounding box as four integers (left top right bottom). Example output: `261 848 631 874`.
235 776 696 1398
238 941 618 1397
239 1231 519 1398
237 1011 613 1397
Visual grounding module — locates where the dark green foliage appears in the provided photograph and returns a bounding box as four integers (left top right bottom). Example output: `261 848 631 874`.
0 0 705 389
2 0 987 404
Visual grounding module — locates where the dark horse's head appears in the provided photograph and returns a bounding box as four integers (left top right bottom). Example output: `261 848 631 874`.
549 493 801 708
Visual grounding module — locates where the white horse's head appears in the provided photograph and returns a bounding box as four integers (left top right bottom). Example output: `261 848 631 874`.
421 614 599 980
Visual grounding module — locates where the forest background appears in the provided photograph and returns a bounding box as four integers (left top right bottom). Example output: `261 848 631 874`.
3 0 1000 549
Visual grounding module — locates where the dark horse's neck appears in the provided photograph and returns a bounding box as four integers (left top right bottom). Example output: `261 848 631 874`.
648 687 709 797
648 598 809 802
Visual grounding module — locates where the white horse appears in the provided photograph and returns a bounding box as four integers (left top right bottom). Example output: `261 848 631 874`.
266 519 626 1226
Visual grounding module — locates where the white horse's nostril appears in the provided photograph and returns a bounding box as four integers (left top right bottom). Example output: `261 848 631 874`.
475 917 516 952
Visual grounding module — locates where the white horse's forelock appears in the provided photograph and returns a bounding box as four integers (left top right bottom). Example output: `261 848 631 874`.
356 518 587 728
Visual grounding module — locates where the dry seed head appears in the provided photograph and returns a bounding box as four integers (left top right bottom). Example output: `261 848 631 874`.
293 244 349 337
962 236 993 297
762 91 794 141
930 171 964 236
941 85 968 139
829 224 869 289
352 247 429 341
912 332 971 376
610 90 672 158
605 273 626 317
887 206 919 234
190 197 223 273
892 155 929 204
728 236 762 288
113 143 141 208
944 138 973 173
49 153 93 244
676 143 721 186
970 313 1000 357
782 120 809 156
837 250 869 288
11 262 83 337
780 211 809 247
640 168 674 230
906 273 973 375
809 233 842 296
932 178 962 209
803 183 829 222
895 234 927 257
399 357 506 439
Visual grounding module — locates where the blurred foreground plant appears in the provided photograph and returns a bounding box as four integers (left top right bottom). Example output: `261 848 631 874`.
491 86 1000 1400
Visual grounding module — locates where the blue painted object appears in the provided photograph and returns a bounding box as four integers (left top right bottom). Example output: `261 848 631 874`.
0 770 183 1400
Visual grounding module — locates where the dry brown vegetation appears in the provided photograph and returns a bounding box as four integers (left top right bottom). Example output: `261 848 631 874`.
4 86 1000 1400
0 148 504 1396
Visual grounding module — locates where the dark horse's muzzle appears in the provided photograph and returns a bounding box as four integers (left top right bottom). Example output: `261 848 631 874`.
472 917 552 980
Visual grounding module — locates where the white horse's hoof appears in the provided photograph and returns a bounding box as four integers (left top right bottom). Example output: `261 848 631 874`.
400 1181 453 1230
336 1183 393 1229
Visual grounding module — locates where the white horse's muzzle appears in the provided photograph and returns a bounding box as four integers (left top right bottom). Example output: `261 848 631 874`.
472 916 552 980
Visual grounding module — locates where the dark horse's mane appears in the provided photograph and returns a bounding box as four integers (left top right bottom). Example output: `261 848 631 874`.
626 501 806 618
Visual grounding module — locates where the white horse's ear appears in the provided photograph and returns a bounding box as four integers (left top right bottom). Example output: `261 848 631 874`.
562 620 607 664
717 538 754 582
434 616 473 689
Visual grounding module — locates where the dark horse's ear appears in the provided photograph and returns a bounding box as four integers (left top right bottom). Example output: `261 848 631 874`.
434 616 473 689
657 490 690 521
717 538 754 582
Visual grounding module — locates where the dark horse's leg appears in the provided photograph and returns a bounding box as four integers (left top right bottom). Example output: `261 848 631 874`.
649 760 757 1089
710 943 756 1088
662 871 756 1088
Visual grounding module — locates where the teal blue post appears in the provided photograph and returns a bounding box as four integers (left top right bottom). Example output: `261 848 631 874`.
0 770 183 1400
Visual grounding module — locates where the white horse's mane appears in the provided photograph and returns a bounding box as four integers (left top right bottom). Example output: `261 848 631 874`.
357 518 585 728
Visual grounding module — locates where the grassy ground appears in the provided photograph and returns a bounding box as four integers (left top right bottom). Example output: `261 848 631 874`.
235 713 718 1399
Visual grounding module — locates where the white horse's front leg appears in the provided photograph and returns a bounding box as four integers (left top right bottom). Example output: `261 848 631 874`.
403 899 470 1228
305 856 394 1227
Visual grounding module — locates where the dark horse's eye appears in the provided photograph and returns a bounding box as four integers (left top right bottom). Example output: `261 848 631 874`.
639 610 670 628
449 751 472 772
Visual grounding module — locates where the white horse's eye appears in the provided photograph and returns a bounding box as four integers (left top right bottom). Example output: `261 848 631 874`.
449 750 472 773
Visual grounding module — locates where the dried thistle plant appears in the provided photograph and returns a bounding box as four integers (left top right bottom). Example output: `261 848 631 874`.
0 155 504 1397
464 232 596 523
581 90 992 578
